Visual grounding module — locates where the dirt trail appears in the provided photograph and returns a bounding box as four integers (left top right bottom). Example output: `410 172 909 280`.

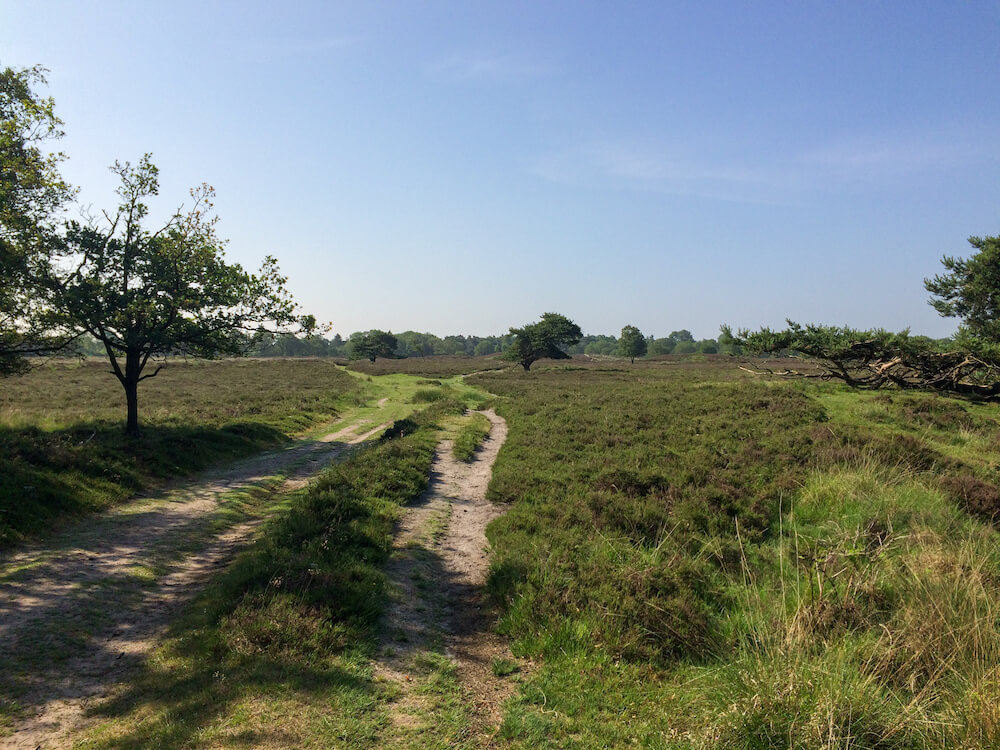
0 416 389 750
375 409 516 744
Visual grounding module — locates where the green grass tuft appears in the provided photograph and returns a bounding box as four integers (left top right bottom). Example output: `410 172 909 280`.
452 412 491 462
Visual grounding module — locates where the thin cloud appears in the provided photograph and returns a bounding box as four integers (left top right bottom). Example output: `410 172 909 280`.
798 132 994 182
426 52 553 83
530 127 1000 204
529 142 799 206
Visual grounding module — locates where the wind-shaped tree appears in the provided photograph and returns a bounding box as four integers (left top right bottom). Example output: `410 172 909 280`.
504 312 582 371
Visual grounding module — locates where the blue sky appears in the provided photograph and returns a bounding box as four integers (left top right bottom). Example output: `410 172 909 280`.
3 1 998 339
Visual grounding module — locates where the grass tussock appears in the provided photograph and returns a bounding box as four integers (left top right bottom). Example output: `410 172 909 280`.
452 411 491 462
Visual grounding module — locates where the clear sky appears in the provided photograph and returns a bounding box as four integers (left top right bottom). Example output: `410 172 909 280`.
3 1 998 339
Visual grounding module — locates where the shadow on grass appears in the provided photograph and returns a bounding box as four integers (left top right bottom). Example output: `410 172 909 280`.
1 401 462 746
82 645 376 749
0 426 373 734
0 420 290 549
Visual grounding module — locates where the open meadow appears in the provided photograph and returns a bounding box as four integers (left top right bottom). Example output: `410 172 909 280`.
3 356 1000 748
470 360 1000 747
0 358 368 547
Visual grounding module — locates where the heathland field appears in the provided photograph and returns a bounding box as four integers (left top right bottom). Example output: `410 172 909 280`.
0 359 362 547
471 361 1000 747
3 356 1000 748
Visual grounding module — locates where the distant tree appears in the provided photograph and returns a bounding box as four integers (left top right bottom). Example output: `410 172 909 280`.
669 329 694 343
503 312 582 371
697 339 718 354
255 331 331 358
584 337 617 355
440 335 465 355
717 327 742 355
395 331 437 357
618 325 647 363
673 340 698 355
349 330 399 363
329 333 346 356
473 338 497 356
47 155 309 436
648 337 675 356
925 235 1000 345
0 65 75 375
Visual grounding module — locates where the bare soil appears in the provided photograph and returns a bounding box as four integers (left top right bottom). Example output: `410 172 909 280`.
0 417 389 750
375 409 517 744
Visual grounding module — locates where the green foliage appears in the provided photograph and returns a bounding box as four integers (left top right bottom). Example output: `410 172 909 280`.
0 66 74 375
345 354 506 377
926 235 1000 343
411 387 446 403
647 336 675 355
617 324 647 363
452 412 491 462
727 321 1000 397
76 400 452 748
470 363 1000 748
47 155 309 435
503 312 583 371
474 366 819 666
347 329 398 363
0 359 360 547
673 340 697 354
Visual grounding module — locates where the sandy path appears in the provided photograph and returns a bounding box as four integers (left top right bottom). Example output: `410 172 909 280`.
0 417 389 750
375 409 516 744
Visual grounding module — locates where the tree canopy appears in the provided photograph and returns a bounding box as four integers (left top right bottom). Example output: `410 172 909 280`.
0 65 74 375
348 330 398 363
618 324 647 363
47 155 308 434
503 312 582 371
925 235 1000 346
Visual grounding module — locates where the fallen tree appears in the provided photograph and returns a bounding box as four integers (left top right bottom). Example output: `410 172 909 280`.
723 322 1000 399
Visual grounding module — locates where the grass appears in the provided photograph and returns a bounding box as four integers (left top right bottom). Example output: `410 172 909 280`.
467 362 1000 748
11 357 1000 747
0 358 371 548
345 354 508 377
452 412 492 462
75 396 473 749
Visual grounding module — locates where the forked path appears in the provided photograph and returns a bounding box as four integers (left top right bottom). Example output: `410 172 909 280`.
0 414 390 750
376 409 517 744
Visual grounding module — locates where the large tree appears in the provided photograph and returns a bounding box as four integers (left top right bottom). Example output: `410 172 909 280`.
348 330 398 363
618 324 647 363
925 235 1000 345
0 65 74 374
504 312 582 371
48 155 309 435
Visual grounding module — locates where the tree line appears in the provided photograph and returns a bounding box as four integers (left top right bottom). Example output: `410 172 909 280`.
244 327 736 360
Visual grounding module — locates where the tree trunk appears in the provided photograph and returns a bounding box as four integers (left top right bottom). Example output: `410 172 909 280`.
123 349 142 437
